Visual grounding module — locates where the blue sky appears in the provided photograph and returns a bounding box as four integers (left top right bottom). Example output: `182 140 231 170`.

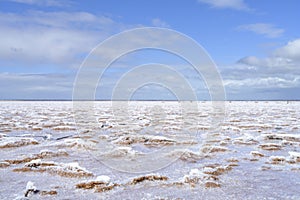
0 0 299 100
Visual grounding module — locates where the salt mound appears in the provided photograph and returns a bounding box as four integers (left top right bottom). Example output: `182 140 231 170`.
55 162 93 177
182 168 220 188
129 174 168 185
179 151 202 162
259 143 282 151
201 145 228 153
173 149 202 163
233 136 259 145
105 146 139 158
52 125 76 131
269 156 286 164
0 137 38 148
183 168 204 185
202 164 232 176
113 135 176 146
205 181 221 188
250 151 265 157
288 151 300 162
53 138 96 149
76 175 120 193
14 160 93 178
25 159 55 167
76 175 111 189
0 161 10 168
95 175 111 183
25 181 37 197
5 149 68 165
264 134 300 142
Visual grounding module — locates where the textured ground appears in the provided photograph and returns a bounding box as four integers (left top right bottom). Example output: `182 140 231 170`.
0 101 299 199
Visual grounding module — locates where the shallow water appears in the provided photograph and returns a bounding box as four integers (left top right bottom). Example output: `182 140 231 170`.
0 101 299 199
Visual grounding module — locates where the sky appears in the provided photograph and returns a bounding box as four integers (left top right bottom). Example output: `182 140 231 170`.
0 0 299 100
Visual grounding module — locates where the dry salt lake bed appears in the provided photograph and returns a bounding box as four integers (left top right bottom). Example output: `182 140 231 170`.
0 101 300 199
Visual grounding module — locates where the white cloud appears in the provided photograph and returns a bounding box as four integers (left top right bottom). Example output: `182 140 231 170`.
238 56 294 69
224 76 300 89
0 11 122 66
198 0 250 11
222 38 300 98
238 38 300 70
238 23 284 38
7 0 70 7
274 39 300 60
151 18 170 28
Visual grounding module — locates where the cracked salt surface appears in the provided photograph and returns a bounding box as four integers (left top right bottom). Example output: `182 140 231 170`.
0 101 300 199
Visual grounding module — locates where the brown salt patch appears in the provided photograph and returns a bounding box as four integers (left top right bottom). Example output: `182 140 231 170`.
269 156 285 164
184 176 201 186
95 183 120 193
203 165 232 176
291 167 300 171
52 126 76 131
42 123 56 128
202 146 228 153
265 134 300 143
76 176 110 190
287 159 296 164
228 163 239 167
264 134 283 141
0 129 11 133
183 169 204 186
203 163 220 168
48 166 93 178
205 181 221 188
129 174 168 185
76 181 105 189
5 149 68 165
14 160 93 178
0 138 38 148
40 190 57 196
183 168 222 188
226 158 239 163
206 139 222 143
170 150 202 163
163 182 185 187
219 141 228 146
76 175 119 193
114 135 175 147
13 167 46 173
26 161 56 168
259 143 282 151
37 149 68 158
0 161 10 168
226 158 239 166
6 157 33 165
261 166 271 171
233 138 259 145
250 151 265 157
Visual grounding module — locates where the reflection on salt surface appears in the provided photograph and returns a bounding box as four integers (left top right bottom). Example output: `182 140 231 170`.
0 101 300 199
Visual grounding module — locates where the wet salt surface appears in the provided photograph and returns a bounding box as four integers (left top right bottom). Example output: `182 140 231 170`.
0 101 300 199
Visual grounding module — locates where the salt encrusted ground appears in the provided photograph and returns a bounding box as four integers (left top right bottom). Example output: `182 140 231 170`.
0 101 299 199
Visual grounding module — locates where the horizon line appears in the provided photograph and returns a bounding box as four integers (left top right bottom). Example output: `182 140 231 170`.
0 99 299 102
